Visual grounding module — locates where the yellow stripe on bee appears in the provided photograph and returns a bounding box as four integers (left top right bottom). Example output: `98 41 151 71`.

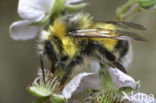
103 24 116 30
90 38 117 51
91 24 118 51
61 37 78 58
53 19 66 38
102 24 117 51
53 18 78 58
101 38 117 51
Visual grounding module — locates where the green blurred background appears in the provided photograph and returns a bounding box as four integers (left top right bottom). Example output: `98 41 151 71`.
0 0 156 103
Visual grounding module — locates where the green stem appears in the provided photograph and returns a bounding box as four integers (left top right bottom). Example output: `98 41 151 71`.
116 0 139 21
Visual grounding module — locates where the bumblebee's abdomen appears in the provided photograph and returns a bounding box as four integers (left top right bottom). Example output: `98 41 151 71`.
114 40 129 59
101 38 118 51
89 23 118 51
90 38 118 52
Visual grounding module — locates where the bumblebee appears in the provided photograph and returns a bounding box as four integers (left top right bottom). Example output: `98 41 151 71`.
38 12 146 85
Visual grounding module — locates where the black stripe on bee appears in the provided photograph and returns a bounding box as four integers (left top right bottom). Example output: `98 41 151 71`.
44 40 58 61
52 36 63 54
93 42 116 62
115 40 129 59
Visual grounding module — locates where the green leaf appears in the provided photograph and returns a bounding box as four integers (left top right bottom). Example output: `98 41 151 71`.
116 0 156 21
52 0 65 14
119 87 134 94
138 0 156 9
116 0 138 21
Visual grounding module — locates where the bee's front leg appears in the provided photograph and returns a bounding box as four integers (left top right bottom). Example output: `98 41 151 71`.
61 56 83 85
93 42 127 74
44 40 58 73
40 52 46 83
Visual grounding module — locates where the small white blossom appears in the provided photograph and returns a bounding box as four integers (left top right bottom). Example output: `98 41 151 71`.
62 64 137 100
18 0 53 22
9 0 53 40
9 0 85 40
62 72 101 100
109 67 137 89
29 64 137 102
91 61 137 89
91 61 137 90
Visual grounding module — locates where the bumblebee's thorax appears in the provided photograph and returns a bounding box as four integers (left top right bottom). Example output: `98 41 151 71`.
48 13 92 58
51 18 79 58
48 13 119 59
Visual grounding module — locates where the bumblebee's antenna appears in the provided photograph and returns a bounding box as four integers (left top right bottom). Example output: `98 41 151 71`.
40 53 46 84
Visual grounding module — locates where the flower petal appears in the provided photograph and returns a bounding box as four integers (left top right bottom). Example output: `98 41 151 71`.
66 0 84 5
9 20 41 40
18 0 53 21
108 68 136 89
62 72 101 99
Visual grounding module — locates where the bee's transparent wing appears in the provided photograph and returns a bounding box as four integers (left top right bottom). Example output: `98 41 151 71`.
94 21 146 30
69 29 147 41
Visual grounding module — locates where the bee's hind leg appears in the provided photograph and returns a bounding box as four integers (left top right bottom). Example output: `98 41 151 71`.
61 56 83 85
93 42 127 74
113 62 127 73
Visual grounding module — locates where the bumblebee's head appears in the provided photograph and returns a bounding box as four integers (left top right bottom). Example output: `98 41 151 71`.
53 12 93 38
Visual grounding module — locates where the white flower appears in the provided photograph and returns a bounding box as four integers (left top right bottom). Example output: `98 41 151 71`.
9 0 86 40
109 67 137 89
28 70 101 102
28 64 137 102
62 72 101 100
62 67 137 101
122 91 156 103
9 0 53 40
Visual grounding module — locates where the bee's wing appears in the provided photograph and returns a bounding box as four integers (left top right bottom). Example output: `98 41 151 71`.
94 21 146 31
69 29 147 41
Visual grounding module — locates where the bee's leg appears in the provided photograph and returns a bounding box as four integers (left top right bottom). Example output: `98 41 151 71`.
51 61 57 73
93 42 127 74
61 56 83 85
45 41 58 73
40 52 46 83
